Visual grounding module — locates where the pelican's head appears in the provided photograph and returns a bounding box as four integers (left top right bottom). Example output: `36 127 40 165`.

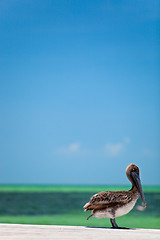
126 163 146 208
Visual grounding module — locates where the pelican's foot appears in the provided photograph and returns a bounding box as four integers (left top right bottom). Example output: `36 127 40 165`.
110 218 119 229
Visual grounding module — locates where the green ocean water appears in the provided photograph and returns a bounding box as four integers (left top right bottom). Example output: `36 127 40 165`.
0 185 159 229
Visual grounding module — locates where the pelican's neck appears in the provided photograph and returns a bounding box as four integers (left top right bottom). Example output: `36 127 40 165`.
129 184 138 193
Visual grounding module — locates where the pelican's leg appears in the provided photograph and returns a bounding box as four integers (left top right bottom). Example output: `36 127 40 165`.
110 218 119 228
86 213 93 220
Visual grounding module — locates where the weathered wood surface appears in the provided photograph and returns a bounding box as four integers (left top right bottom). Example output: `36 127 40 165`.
0 224 160 240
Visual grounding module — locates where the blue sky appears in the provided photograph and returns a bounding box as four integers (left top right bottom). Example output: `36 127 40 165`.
0 0 159 185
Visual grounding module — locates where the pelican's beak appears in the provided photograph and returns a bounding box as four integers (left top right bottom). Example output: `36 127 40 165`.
131 171 147 208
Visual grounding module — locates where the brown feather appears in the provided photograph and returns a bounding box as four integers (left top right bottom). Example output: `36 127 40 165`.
83 190 134 212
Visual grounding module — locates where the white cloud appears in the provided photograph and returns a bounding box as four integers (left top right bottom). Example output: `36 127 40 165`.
124 137 131 144
104 137 130 157
105 143 124 156
68 143 80 152
56 142 81 155
55 138 131 157
141 148 156 158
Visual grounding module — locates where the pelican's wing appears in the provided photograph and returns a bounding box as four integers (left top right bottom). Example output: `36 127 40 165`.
83 191 132 211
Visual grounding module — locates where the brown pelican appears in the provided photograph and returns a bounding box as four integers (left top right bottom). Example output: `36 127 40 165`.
83 163 146 228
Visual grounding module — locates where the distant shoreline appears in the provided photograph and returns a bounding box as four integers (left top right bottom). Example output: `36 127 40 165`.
0 184 159 193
